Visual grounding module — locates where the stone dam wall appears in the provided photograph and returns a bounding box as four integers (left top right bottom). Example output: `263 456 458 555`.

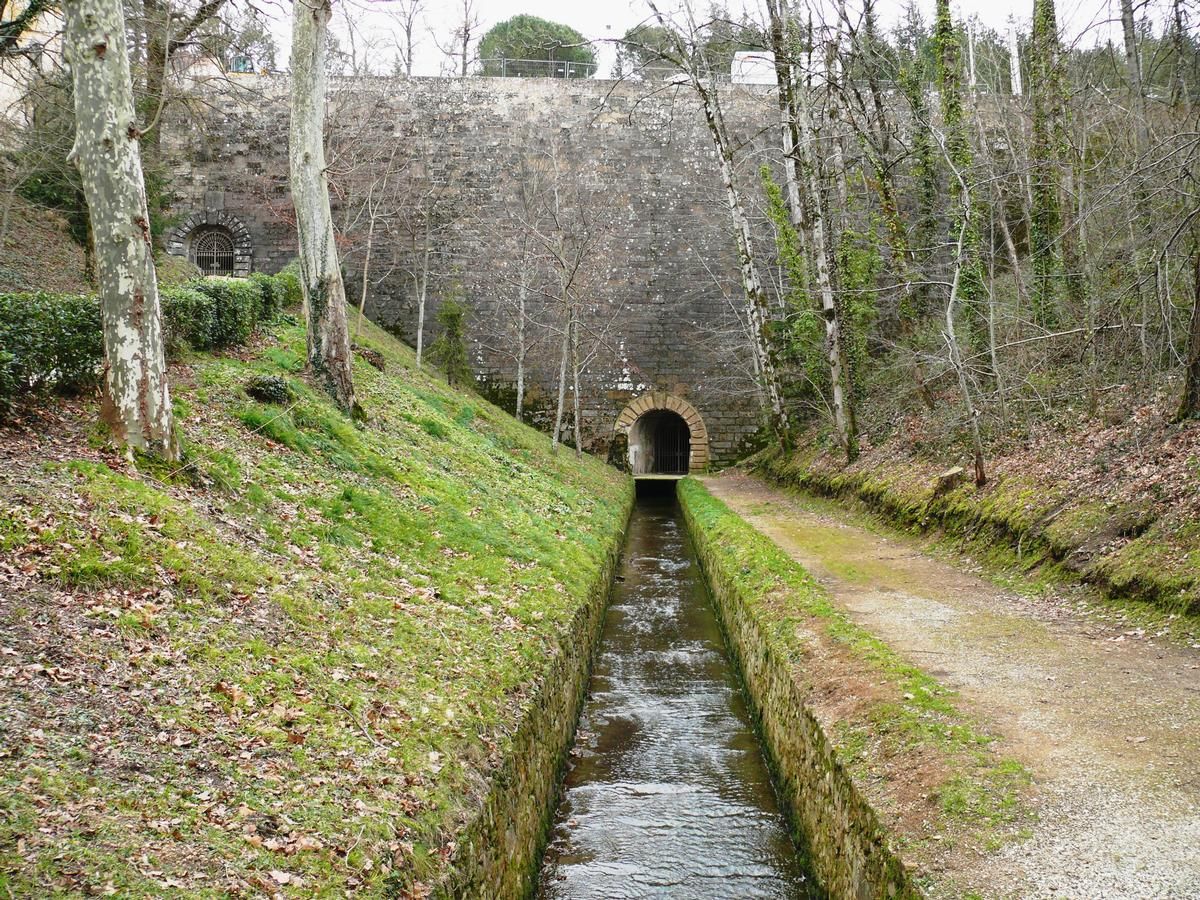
161 75 785 465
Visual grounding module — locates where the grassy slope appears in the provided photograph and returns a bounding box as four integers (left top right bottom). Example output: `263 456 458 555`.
0 314 630 897
760 409 1200 621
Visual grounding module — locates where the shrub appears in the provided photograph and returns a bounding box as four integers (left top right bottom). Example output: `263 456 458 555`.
189 277 260 348
428 296 473 388
161 286 218 352
0 291 102 413
276 260 303 306
249 272 285 322
0 271 293 415
245 374 295 405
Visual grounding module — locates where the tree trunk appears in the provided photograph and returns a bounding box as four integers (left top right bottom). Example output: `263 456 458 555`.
765 0 805 240
1169 0 1187 105
697 78 790 443
1121 0 1153 366
1173 247 1200 422
290 0 355 413
651 0 789 442
551 306 570 452
353 215 375 343
570 308 582 458
793 77 857 460
515 274 527 421
415 233 431 367
141 0 166 154
935 0 988 358
65 0 177 459
946 223 987 486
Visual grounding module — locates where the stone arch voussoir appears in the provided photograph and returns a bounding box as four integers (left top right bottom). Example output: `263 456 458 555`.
614 391 710 473
166 208 254 277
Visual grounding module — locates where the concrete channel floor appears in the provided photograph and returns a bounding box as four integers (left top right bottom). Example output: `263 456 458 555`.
702 471 1200 900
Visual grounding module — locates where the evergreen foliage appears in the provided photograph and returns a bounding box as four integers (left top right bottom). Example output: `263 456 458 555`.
0 272 293 415
428 295 473 388
478 15 595 75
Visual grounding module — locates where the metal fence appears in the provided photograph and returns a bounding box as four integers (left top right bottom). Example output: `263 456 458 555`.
478 58 598 80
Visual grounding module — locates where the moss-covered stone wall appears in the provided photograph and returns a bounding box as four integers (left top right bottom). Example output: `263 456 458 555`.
679 479 919 900
439 484 633 898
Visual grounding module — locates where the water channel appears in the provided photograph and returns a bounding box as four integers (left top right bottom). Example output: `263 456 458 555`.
537 489 820 898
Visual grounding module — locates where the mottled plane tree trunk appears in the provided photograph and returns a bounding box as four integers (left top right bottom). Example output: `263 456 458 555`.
64 0 178 460
290 0 356 412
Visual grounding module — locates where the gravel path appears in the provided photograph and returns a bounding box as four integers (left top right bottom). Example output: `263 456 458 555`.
703 472 1200 899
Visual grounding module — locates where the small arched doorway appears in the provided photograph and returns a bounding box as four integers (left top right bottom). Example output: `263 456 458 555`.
614 392 711 475
165 209 254 277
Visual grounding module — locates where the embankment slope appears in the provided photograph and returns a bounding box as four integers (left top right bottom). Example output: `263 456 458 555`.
0 314 630 896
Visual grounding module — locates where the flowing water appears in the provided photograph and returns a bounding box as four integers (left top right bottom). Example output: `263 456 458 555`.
537 491 819 899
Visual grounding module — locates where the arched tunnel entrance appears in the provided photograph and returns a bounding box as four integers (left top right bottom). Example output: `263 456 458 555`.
630 410 691 475
614 392 710 476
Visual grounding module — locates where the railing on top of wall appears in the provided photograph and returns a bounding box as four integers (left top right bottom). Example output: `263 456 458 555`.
477 58 598 79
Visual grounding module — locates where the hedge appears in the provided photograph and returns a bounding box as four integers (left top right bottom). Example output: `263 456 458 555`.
0 272 295 416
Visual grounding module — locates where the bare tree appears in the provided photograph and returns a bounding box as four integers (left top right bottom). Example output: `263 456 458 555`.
290 0 355 412
391 0 424 76
645 0 791 444
764 0 854 457
436 0 478 76
138 0 230 151
64 0 177 458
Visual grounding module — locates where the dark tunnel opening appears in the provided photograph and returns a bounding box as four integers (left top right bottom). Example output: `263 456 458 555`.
629 410 691 476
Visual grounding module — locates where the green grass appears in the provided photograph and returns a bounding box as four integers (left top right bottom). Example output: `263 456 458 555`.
678 478 1032 858
0 313 630 896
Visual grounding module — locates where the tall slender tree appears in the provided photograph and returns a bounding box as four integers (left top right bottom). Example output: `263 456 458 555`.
648 0 791 444
64 0 178 459
934 0 985 347
765 0 856 458
1029 0 1082 327
290 0 356 412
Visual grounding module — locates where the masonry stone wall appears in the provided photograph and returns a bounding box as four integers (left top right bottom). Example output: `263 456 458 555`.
162 75 784 465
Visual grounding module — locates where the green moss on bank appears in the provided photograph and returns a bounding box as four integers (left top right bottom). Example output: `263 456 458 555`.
758 445 1200 620
679 478 1031 892
0 312 630 897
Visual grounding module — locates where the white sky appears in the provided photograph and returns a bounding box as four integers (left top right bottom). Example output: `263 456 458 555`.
294 0 1157 77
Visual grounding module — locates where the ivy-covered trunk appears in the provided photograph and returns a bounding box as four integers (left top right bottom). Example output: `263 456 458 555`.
290 0 355 412
934 0 985 347
1029 0 1083 327
64 0 178 460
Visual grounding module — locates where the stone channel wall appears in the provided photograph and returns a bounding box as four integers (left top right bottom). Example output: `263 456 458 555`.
161 76 781 464
438 482 633 898
679 479 919 900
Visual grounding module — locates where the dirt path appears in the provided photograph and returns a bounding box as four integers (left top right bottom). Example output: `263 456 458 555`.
703 472 1200 900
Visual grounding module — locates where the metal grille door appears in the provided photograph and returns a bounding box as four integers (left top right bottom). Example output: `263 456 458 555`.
193 230 235 276
653 415 691 474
